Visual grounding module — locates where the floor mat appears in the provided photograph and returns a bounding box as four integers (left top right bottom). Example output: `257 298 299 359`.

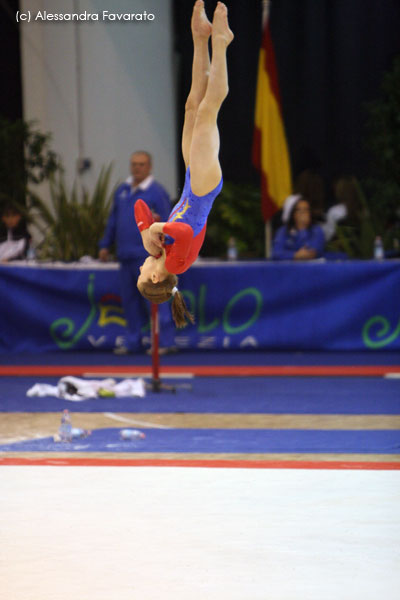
1 376 399 414
1 427 399 454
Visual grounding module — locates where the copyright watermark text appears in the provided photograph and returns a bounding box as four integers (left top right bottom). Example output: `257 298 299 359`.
16 10 155 23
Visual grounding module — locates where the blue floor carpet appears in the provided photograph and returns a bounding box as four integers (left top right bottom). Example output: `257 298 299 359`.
1 376 399 414
1 427 399 454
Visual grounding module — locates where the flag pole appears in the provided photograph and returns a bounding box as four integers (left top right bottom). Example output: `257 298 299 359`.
265 222 272 258
262 0 270 26
255 0 292 257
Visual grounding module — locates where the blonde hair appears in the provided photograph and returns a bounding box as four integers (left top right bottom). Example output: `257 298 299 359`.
138 274 195 329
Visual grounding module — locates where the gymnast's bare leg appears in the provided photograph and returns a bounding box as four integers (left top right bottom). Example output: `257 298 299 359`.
181 0 212 170
188 2 233 196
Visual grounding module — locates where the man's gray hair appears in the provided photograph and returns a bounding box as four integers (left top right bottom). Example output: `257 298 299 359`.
131 151 152 165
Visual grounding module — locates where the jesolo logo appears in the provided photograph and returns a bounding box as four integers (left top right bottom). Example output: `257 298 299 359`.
50 274 127 350
362 314 400 349
98 293 126 327
49 275 265 351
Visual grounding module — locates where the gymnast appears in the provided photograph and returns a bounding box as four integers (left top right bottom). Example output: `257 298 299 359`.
134 0 233 327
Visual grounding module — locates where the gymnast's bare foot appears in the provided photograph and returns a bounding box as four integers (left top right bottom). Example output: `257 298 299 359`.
191 0 212 40
212 2 234 46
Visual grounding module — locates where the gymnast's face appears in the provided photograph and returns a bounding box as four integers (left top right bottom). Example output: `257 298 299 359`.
138 255 167 286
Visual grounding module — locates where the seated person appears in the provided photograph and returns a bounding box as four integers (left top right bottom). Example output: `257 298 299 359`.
322 175 362 242
272 195 325 260
0 204 31 262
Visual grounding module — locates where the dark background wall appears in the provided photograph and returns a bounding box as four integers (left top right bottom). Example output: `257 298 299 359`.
173 0 400 202
1 0 22 120
173 0 263 186
270 0 400 183
2 0 400 201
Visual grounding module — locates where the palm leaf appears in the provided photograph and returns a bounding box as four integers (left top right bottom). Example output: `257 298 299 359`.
32 164 114 261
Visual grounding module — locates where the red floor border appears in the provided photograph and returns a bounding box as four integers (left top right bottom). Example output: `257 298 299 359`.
1 365 400 377
1 457 399 469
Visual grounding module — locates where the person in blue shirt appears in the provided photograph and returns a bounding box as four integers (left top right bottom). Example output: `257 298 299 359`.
98 151 176 353
272 195 325 260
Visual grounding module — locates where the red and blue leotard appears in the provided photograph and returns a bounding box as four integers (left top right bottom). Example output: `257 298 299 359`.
134 167 223 274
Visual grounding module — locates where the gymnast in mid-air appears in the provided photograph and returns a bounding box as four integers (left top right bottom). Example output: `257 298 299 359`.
134 0 233 327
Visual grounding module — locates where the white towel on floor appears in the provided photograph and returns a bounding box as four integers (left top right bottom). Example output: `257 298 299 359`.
27 376 146 401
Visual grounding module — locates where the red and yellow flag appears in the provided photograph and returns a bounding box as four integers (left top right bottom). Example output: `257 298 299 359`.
253 22 292 222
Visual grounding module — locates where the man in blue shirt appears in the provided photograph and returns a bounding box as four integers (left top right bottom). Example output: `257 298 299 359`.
99 151 176 353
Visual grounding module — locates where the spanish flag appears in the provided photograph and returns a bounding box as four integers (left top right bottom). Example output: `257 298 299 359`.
253 20 292 222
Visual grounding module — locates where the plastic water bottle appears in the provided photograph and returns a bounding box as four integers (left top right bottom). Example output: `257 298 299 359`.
374 236 384 260
26 246 36 262
227 237 238 261
58 409 72 442
120 429 146 441
71 428 91 440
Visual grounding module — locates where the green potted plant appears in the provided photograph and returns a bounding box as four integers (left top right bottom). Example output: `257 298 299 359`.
30 164 114 261
203 181 264 259
326 55 400 259
0 118 59 213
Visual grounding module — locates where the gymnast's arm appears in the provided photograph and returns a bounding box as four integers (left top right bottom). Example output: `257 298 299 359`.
152 222 194 273
134 199 163 256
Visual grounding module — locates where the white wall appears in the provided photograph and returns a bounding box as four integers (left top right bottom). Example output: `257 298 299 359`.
19 0 178 213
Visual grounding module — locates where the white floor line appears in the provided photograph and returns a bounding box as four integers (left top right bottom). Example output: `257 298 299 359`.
103 412 172 429
0 436 29 444
0 432 51 444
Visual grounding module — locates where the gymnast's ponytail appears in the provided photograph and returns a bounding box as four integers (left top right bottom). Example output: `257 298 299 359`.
170 286 195 329
138 276 195 328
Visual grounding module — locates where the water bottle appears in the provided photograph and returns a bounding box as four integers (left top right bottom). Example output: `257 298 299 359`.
26 245 36 262
373 236 384 260
120 429 146 440
58 409 72 442
71 428 91 440
227 237 238 261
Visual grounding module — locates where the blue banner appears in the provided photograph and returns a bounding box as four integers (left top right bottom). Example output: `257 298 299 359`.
0 261 399 353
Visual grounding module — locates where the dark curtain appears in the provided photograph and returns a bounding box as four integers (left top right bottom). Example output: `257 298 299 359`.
173 0 262 192
173 0 400 201
0 0 22 120
270 0 400 185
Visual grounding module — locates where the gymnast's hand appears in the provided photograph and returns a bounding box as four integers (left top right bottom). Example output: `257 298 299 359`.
149 222 166 249
141 228 163 257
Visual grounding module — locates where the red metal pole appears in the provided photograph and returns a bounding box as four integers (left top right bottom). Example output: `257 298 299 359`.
151 303 160 389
